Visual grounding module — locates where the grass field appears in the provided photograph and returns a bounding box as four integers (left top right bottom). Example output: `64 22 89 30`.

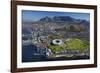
65 38 89 50
48 38 89 52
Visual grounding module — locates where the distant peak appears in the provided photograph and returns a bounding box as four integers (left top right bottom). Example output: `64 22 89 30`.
39 16 52 22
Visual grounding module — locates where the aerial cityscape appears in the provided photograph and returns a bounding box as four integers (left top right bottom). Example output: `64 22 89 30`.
22 10 90 62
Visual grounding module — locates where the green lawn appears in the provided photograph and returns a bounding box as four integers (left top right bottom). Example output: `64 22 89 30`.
48 38 89 52
48 45 64 52
65 38 89 50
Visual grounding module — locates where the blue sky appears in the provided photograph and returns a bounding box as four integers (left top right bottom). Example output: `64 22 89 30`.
22 10 90 22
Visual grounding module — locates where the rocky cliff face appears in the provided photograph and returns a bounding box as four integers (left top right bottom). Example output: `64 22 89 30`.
39 16 77 22
39 16 89 24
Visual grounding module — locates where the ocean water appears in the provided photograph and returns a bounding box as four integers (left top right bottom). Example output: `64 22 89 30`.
22 44 47 62
22 44 89 62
